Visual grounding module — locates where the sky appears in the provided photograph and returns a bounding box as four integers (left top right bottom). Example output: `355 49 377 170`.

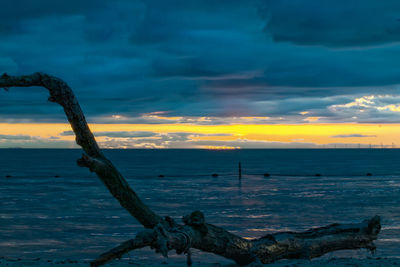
2 0 400 148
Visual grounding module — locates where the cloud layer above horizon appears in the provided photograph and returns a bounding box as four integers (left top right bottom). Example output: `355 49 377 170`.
1 0 400 148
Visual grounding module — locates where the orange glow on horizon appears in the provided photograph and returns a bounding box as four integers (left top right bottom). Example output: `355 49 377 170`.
0 122 400 148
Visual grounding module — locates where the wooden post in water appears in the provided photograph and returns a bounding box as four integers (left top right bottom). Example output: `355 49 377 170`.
238 162 242 179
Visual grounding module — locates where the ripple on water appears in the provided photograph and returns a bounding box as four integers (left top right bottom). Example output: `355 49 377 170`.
1 149 400 261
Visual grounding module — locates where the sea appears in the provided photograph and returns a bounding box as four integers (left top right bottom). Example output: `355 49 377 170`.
0 149 399 265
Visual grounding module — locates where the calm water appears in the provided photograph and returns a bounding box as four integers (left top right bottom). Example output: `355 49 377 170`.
0 149 399 264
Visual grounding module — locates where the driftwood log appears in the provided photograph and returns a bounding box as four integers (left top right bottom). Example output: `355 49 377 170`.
0 72 381 266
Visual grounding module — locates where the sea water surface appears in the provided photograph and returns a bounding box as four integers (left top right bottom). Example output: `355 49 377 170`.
0 149 399 265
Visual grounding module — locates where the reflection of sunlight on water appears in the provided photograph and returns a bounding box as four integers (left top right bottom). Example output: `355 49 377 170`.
247 227 292 232
35 249 58 253
0 214 14 219
0 240 65 247
378 239 400 242
389 182 400 187
200 196 219 200
293 192 326 197
382 225 400 230
246 214 272 218
223 214 244 218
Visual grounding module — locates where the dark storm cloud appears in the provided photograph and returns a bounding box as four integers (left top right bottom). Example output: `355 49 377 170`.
260 0 400 48
0 0 103 35
1 0 400 124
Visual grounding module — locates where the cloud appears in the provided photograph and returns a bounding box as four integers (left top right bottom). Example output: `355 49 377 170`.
260 0 400 48
98 132 193 149
328 94 400 123
377 105 400 112
95 131 237 148
331 134 376 138
0 134 76 148
0 134 32 140
303 117 320 122
96 134 322 149
94 131 157 138
59 130 234 148
2 0 400 127
60 131 74 136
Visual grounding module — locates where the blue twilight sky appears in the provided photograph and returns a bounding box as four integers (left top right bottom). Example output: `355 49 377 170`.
2 0 400 125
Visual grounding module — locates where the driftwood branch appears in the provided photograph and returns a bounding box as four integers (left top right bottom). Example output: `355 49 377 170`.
91 212 381 266
1 72 381 266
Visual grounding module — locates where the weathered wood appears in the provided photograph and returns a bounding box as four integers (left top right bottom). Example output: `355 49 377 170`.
1 72 381 266
92 212 380 266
